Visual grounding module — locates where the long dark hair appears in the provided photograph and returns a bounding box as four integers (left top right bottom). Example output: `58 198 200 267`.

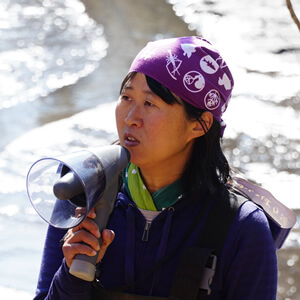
120 72 230 196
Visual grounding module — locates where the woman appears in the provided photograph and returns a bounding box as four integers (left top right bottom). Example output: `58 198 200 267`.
34 36 277 300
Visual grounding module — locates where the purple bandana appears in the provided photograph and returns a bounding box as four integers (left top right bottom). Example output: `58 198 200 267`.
129 36 234 136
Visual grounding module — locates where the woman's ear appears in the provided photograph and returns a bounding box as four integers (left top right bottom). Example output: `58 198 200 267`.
190 111 213 138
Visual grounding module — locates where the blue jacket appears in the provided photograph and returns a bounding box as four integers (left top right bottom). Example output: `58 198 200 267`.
34 188 277 300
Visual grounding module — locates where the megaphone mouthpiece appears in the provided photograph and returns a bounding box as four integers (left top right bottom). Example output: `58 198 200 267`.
53 171 84 201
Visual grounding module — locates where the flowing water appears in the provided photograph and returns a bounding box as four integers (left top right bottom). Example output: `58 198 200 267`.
0 0 299 298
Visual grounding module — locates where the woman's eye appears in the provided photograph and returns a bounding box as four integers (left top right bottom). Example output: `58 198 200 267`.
120 95 131 101
145 101 154 107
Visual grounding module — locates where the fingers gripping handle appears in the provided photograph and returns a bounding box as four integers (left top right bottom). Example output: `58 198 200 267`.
69 181 118 281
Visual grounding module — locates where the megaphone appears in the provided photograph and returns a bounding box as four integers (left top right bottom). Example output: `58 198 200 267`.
26 145 130 281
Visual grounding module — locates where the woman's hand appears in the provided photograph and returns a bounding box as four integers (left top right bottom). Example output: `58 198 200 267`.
62 210 115 268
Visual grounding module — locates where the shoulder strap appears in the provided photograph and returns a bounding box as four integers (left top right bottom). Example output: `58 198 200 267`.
169 191 246 300
195 191 246 254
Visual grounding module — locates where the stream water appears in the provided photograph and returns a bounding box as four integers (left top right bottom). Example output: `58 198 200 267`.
0 0 299 299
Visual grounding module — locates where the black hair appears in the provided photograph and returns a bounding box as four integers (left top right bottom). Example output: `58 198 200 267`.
120 72 230 197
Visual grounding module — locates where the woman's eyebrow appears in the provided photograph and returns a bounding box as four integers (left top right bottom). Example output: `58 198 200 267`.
123 85 157 97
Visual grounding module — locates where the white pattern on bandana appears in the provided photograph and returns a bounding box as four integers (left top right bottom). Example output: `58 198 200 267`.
216 56 227 69
200 55 219 74
204 89 221 110
181 43 197 58
183 71 205 93
166 50 182 80
218 73 231 90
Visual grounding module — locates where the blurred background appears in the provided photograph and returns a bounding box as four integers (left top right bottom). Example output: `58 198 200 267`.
0 0 299 298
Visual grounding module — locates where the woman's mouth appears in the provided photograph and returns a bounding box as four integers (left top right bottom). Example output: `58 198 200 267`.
124 134 140 147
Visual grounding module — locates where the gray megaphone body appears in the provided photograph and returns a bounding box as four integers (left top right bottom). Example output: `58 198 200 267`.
27 145 130 281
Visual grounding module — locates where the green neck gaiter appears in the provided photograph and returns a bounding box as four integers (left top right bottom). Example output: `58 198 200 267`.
123 163 183 211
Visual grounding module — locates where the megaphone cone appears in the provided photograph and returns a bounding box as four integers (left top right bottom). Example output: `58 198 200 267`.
27 145 129 230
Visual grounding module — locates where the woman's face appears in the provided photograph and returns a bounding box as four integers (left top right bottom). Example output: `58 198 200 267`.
115 73 198 172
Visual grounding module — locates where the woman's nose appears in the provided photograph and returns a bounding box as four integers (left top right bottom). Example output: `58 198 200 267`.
125 105 143 127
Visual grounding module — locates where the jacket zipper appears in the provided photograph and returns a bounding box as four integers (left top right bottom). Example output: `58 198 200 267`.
142 220 152 242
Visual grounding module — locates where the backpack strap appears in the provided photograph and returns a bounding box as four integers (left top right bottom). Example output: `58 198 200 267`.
169 191 247 300
195 192 246 254
168 247 216 300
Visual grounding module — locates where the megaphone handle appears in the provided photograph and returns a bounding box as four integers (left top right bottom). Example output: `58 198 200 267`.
69 185 117 281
